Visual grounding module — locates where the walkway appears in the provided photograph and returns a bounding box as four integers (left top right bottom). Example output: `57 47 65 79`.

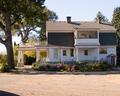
0 72 120 96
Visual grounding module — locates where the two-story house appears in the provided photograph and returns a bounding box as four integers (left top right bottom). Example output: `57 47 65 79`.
17 17 117 66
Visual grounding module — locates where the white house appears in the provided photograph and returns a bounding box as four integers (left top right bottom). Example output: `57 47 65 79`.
17 17 117 66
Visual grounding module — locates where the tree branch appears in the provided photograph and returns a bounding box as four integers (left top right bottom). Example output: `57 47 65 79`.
0 6 6 13
0 36 6 45
0 21 5 31
11 16 20 26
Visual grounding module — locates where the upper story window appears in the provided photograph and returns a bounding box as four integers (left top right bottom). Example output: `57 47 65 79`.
99 48 107 54
77 31 97 39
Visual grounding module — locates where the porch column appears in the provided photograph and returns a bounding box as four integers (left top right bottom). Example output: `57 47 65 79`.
46 49 49 62
76 48 79 61
97 47 100 61
17 50 24 67
36 49 40 62
60 48 63 62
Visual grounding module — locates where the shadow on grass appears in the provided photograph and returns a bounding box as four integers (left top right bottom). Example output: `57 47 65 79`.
0 90 19 96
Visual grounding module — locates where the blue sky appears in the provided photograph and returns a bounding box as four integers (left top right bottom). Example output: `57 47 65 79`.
0 0 120 54
45 0 120 21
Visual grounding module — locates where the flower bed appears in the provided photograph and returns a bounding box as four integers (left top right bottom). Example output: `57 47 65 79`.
32 61 113 72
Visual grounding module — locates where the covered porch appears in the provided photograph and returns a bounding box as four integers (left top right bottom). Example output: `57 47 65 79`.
75 46 99 61
17 45 49 67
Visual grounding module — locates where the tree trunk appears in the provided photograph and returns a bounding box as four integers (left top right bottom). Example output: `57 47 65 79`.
4 12 15 69
5 38 15 69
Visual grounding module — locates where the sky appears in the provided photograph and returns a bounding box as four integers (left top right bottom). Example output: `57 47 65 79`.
0 0 120 54
45 0 120 21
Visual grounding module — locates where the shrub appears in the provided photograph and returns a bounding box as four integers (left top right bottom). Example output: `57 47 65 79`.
79 62 113 72
0 54 7 64
36 64 66 71
0 54 10 72
32 61 113 72
32 62 41 70
0 63 10 72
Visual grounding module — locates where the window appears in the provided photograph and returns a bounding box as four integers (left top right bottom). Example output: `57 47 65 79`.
100 48 107 54
54 49 58 59
70 49 74 57
78 31 97 39
63 50 67 56
84 50 88 55
79 33 87 38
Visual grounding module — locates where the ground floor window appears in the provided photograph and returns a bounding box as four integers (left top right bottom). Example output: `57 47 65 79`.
100 48 107 54
70 49 74 57
84 50 88 55
63 50 67 56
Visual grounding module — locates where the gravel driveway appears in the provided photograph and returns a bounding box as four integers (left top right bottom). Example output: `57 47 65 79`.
0 73 120 96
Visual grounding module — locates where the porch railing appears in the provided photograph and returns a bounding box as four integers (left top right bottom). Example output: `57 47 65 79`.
75 38 99 45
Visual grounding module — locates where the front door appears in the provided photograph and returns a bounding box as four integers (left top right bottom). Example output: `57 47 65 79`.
111 56 115 65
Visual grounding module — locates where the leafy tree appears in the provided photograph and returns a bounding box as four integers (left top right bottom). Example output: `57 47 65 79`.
14 7 43 44
13 7 58 43
112 7 120 65
95 11 109 23
24 51 36 58
39 9 58 41
112 7 120 39
0 0 45 69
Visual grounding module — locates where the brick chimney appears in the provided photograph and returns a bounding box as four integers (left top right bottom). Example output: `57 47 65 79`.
67 16 71 23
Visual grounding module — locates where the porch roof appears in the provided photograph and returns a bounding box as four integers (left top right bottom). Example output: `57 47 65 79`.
18 44 74 51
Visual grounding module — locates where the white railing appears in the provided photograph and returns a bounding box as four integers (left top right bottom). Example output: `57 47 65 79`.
75 39 99 45
79 56 98 61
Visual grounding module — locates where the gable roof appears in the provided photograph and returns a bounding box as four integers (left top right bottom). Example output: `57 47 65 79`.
46 21 73 32
46 21 116 32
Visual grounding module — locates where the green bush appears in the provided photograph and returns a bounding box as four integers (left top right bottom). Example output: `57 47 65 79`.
0 63 10 72
0 54 7 64
32 62 41 70
0 54 10 72
32 61 113 72
79 62 113 72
